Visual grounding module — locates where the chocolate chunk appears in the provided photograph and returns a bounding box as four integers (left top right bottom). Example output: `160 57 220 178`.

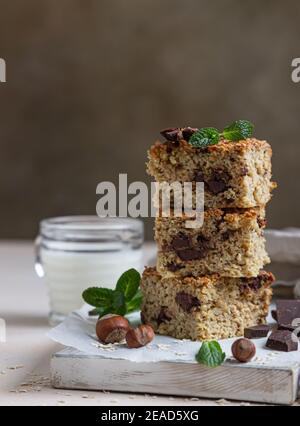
244 325 271 339
182 127 198 141
240 276 264 294
177 248 206 261
171 233 191 251
278 320 300 337
271 310 278 322
167 263 184 273
157 308 172 326
276 300 300 329
207 179 227 194
160 128 182 142
266 330 298 352
206 171 230 195
175 292 201 313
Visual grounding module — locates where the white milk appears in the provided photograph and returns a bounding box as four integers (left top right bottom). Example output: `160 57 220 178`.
41 247 143 317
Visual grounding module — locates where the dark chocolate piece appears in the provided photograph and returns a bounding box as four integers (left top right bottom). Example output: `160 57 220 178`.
160 128 182 142
244 325 271 339
206 171 230 195
240 276 264 294
278 323 300 337
171 233 191 251
157 308 172 326
276 300 300 329
271 310 278 322
182 127 198 141
166 263 184 273
175 292 201 313
206 178 227 194
266 330 298 353
176 248 205 261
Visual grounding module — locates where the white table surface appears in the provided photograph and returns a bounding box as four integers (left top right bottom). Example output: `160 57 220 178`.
0 241 298 407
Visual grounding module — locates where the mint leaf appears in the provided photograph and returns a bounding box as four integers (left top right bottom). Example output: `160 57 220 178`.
222 120 254 141
126 289 143 313
83 268 142 318
116 269 141 301
82 287 114 308
189 128 220 148
112 290 126 315
196 341 226 368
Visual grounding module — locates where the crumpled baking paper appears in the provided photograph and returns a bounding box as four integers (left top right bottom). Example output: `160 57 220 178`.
47 306 300 367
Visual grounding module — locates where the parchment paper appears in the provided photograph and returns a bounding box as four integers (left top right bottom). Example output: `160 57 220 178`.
48 306 300 367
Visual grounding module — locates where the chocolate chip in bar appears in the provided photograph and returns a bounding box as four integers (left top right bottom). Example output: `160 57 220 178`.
276 300 300 329
175 292 201 313
172 233 191 251
206 171 230 195
266 330 298 353
166 262 184 273
177 248 206 261
206 177 227 195
157 308 172 326
244 324 271 339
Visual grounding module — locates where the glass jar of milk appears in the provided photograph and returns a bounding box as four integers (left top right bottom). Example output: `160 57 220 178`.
35 216 144 325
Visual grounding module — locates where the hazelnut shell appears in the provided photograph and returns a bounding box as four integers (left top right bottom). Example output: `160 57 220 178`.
96 315 130 344
231 338 256 363
126 325 155 348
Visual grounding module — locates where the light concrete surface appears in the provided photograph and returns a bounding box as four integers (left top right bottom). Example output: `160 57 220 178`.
0 241 296 406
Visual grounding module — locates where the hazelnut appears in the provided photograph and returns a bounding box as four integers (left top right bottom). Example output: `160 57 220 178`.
126 325 155 348
96 314 130 344
231 338 256 363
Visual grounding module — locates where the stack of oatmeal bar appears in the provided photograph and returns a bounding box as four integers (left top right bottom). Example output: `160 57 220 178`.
141 128 276 341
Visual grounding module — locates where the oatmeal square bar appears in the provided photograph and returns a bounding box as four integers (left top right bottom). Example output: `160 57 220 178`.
147 138 276 209
155 208 269 278
141 267 274 341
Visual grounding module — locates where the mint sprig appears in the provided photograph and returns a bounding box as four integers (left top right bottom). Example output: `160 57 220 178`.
189 120 254 148
189 128 220 148
195 341 226 368
82 269 142 318
222 120 254 141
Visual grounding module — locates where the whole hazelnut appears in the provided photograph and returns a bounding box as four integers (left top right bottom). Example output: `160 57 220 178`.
96 314 130 344
231 338 256 363
126 325 155 348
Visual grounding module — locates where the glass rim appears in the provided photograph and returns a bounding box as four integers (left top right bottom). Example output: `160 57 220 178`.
39 216 144 241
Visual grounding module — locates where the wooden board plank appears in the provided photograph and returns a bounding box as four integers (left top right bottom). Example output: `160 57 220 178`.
51 348 300 405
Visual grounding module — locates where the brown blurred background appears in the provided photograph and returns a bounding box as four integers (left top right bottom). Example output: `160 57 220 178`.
0 0 299 240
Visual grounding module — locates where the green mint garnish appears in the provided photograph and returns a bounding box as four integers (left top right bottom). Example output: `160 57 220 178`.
195 341 226 368
222 120 254 141
82 268 142 318
189 120 254 148
189 128 220 148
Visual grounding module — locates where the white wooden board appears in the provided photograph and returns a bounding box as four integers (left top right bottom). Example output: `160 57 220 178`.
51 347 300 405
